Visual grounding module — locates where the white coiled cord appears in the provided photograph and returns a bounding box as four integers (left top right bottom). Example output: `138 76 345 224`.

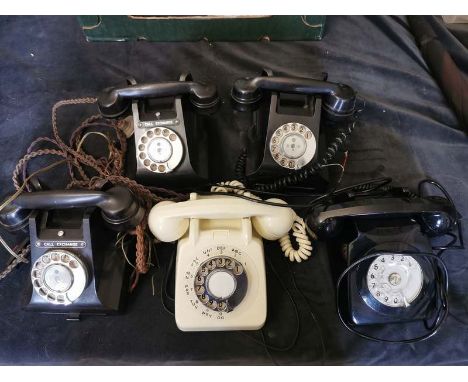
211 180 314 262
279 215 315 262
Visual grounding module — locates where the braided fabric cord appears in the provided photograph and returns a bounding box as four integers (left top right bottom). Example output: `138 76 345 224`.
0 245 30 281
211 180 314 262
7 97 187 286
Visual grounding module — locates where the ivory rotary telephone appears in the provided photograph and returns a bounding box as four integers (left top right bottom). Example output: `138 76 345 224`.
148 193 296 331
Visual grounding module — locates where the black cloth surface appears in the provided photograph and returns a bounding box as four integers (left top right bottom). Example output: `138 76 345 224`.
0 15 468 365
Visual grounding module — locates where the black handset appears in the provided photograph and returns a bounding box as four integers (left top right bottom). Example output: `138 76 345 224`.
305 190 459 342
0 187 144 315
99 78 219 118
231 69 357 189
0 186 145 233
232 71 356 117
98 74 219 188
307 196 457 239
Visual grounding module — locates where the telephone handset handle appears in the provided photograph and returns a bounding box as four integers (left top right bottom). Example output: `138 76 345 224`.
148 196 296 243
232 73 356 117
0 186 145 232
98 77 219 118
307 197 456 239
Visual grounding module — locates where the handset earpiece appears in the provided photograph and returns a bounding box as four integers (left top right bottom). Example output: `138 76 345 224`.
147 201 190 242
251 198 296 240
419 196 457 236
305 211 343 240
0 200 32 233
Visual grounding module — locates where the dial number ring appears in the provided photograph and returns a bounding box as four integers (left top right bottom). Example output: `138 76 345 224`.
269 122 316 170
194 255 247 313
137 127 183 173
31 250 88 305
366 254 423 308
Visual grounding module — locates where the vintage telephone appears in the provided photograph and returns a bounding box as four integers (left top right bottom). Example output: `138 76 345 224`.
306 183 459 342
98 74 219 188
231 69 356 189
0 186 144 315
148 193 296 331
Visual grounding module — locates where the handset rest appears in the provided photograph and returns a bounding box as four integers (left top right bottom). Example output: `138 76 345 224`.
307 197 456 239
0 186 145 232
148 195 296 242
232 73 356 117
98 78 219 118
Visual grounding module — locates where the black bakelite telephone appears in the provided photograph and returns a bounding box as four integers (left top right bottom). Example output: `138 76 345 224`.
306 180 462 342
98 74 219 188
231 69 357 190
0 186 144 316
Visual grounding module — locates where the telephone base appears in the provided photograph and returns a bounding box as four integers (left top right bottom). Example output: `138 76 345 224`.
173 202 268 331
345 224 438 326
25 208 128 315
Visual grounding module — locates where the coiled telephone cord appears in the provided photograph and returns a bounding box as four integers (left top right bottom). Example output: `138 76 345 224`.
255 119 356 192
211 180 314 263
234 149 248 185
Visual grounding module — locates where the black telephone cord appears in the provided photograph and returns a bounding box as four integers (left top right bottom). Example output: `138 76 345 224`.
234 149 248 185
254 118 356 192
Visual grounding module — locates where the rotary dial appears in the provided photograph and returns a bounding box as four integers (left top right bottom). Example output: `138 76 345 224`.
194 256 247 312
366 254 423 308
137 127 183 173
31 250 88 305
269 122 316 170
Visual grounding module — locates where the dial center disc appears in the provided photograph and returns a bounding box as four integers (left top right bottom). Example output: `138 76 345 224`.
43 264 74 293
206 270 237 299
281 133 307 159
147 137 173 163
388 272 402 286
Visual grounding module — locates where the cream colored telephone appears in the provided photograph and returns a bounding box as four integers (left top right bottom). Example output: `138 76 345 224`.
148 193 296 331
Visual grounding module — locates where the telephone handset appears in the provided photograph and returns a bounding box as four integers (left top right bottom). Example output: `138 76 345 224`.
231 69 356 187
98 74 220 188
232 70 356 117
0 186 144 314
148 193 295 331
306 193 457 341
307 196 457 239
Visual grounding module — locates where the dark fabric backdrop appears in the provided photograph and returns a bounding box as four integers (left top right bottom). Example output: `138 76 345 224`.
0 15 467 365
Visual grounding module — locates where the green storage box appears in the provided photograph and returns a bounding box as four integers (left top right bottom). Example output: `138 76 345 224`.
79 15 326 42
